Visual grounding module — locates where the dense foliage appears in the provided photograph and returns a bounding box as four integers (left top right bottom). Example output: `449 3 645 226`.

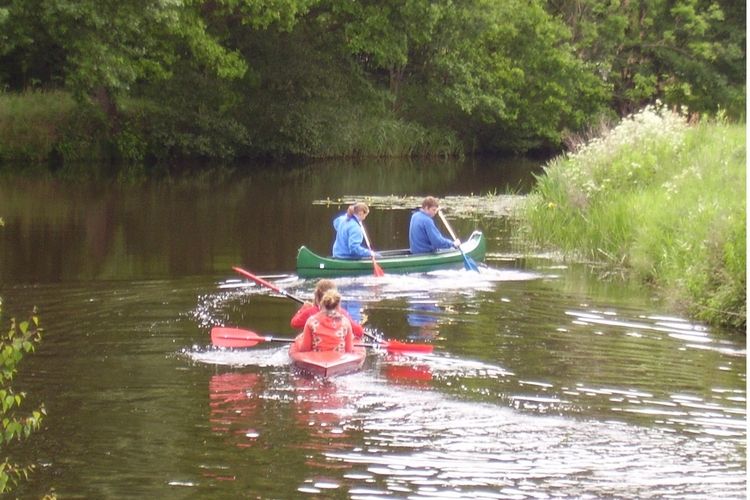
521 107 746 331
0 0 744 162
0 303 46 493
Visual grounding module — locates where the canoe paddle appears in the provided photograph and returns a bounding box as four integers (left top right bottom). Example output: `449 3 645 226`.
211 326 432 354
437 209 480 272
231 266 433 353
358 222 385 277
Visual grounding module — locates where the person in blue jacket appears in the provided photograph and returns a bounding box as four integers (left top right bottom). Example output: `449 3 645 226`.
409 196 460 254
332 202 377 259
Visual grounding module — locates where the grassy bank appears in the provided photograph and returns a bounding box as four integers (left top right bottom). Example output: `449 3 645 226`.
0 91 116 167
0 91 461 166
520 105 746 331
0 91 77 162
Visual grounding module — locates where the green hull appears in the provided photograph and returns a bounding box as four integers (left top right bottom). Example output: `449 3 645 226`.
296 231 486 278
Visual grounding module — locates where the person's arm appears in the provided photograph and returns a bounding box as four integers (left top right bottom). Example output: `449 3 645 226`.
290 303 317 329
344 321 354 352
347 222 372 258
296 321 314 352
350 320 364 339
339 307 364 338
425 218 454 249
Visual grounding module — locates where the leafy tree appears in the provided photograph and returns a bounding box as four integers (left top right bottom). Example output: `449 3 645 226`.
0 0 743 159
0 0 249 120
328 0 445 109
417 0 608 151
546 0 746 116
329 0 609 151
0 305 45 494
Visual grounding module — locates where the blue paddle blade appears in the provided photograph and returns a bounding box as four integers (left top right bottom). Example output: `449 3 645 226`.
462 253 480 272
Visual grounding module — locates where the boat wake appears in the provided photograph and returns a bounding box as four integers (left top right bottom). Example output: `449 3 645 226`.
184 344 291 367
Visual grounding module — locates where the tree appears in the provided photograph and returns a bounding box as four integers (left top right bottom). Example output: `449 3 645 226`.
0 0 250 121
330 0 608 151
420 0 608 150
546 0 746 116
328 0 445 110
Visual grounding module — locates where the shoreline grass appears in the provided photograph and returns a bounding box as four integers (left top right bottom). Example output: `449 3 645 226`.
519 105 746 331
0 90 462 164
0 91 77 162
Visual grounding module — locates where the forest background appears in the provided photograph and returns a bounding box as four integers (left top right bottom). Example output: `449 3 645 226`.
0 0 745 165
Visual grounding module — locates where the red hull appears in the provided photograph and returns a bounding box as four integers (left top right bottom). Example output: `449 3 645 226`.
289 343 366 377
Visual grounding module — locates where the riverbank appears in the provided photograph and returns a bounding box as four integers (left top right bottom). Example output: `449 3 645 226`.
519 105 746 331
0 91 463 168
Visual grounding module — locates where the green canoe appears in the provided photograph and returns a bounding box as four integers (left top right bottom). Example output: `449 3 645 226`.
296 230 486 278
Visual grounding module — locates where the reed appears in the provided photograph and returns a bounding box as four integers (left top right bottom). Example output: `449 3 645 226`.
314 106 463 158
0 90 76 162
0 90 463 163
521 105 746 330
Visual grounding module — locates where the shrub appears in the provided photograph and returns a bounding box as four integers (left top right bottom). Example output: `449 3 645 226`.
0 304 46 493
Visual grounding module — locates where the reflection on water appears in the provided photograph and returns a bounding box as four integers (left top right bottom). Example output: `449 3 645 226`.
194 348 744 498
182 265 745 498
192 269 746 439
0 158 536 283
407 300 441 340
209 372 263 447
0 161 744 498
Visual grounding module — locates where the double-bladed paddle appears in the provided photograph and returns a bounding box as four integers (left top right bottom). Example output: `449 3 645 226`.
230 266 433 353
233 266 305 305
437 209 480 273
211 326 432 354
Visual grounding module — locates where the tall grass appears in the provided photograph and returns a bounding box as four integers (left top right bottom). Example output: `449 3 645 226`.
521 104 746 330
0 91 76 162
312 104 463 158
0 90 112 167
0 90 463 163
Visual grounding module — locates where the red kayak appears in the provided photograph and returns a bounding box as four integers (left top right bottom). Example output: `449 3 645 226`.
288 343 366 377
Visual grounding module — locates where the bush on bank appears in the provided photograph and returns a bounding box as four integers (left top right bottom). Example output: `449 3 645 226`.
521 105 746 331
0 304 47 495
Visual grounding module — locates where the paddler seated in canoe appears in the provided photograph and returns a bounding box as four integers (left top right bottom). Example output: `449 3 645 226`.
294 289 354 353
332 202 380 259
409 196 461 254
291 279 365 339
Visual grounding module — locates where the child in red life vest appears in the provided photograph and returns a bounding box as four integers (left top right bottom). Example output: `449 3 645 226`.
290 279 364 339
295 289 354 353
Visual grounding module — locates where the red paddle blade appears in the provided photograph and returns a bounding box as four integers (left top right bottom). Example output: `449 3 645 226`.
211 327 265 348
372 259 385 277
384 364 433 382
382 340 433 354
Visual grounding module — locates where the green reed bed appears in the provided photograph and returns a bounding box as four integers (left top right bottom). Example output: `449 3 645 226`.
0 91 77 162
316 111 463 158
0 90 462 163
521 105 746 330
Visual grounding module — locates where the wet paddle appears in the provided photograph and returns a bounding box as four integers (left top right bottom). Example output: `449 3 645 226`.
231 267 433 353
212 327 296 347
211 326 432 353
232 266 305 304
437 210 480 272
358 222 385 277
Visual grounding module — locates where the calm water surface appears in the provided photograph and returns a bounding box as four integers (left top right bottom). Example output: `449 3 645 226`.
0 158 745 499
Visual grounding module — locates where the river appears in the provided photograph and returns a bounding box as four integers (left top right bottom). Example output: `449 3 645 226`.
0 158 745 498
